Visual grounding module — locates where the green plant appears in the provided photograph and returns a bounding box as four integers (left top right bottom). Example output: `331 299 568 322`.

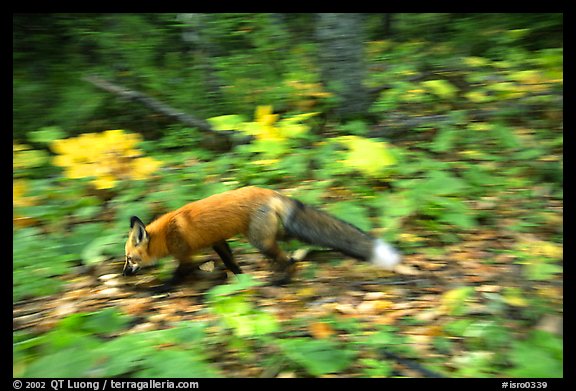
506 330 563 378
206 274 278 338
13 228 79 302
277 337 355 376
15 309 220 378
512 239 563 281
208 106 318 160
379 168 477 234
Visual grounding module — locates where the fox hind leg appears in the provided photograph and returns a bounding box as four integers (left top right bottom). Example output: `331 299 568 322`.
247 205 296 285
213 240 243 275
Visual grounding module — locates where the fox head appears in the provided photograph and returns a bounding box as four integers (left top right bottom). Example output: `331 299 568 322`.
123 216 154 276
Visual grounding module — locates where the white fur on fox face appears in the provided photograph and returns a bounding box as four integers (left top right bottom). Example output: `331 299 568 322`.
370 239 401 270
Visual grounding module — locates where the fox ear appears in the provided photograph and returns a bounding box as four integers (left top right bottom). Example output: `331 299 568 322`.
129 216 148 245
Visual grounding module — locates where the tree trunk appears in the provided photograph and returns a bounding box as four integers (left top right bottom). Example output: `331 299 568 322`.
177 13 226 111
316 13 369 120
382 13 394 37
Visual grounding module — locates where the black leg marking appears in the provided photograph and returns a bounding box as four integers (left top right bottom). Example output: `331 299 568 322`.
213 240 243 275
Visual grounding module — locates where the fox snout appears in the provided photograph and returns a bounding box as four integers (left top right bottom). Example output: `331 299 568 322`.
122 258 141 276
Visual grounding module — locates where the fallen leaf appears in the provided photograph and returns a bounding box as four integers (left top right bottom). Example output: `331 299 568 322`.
309 321 335 339
394 264 422 275
439 286 475 315
297 286 318 299
98 273 120 281
292 248 310 261
103 279 122 287
121 298 152 316
414 308 440 322
128 322 156 333
372 300 395 313
52 301 77 317
536 315 563 336
475 285 501 293
96 287 122 298
199 261 215 272
364 292 386 301
356 301 377 315
334 303 357 315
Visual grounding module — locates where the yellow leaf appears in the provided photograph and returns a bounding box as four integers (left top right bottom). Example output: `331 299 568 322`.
398 233 425 243
465 91 493 103
464 56 490 67
76 133 101 152
335 136 397 178
255 105 278 127
13 143 29 153
503 287 528 307
524 240 563 260
297 287 317 299
252 159 280 166
92 175 117 189
119 149 139 160
509 70 543 85
52 154 75 168
439 287 474 315
13 179 36 208
309 322 335 339
13 179 26 200
50 138 75 155
132 157 161 180
421 79 458 99
538 242 563 259
207 115 246 131
67 164 96 179
468 122 492 131
278 122 308 138
105 129 142 150
50 130 161 189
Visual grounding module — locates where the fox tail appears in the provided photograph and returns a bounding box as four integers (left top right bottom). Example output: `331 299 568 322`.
281 199 401 269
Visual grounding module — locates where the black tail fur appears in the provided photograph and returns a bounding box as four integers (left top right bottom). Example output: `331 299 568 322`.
282 199 375 261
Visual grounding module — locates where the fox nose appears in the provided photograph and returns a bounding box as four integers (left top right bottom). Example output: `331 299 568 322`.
122 260 140 276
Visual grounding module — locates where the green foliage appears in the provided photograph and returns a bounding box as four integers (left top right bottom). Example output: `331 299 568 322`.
209 106 318 160
359 358 393 377
207 275 278 337
16 309 219 378
277 338 355 376
13 228 79 302
27 126 67 144
421 79 458 99
81 232 125 265
135 350 219 378
380 167 477 235
442 319 562 378
326 201 373 232
511 240 563 281
507 331 563 378
440 286 476 316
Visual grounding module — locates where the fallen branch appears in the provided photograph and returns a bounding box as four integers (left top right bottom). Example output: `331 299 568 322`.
83 75 216 134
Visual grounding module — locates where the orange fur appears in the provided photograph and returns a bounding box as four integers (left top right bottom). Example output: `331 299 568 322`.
147 186 277 259
124 186 400 286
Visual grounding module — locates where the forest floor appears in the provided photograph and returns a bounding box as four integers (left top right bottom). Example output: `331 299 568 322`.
13 228 563 377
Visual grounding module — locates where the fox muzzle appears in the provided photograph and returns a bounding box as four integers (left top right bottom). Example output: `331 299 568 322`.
122 258 141 276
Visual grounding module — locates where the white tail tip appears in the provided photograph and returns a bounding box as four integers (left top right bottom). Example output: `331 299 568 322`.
370 239 401 270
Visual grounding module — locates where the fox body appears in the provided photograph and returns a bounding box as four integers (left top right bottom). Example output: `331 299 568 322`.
124 186 400 286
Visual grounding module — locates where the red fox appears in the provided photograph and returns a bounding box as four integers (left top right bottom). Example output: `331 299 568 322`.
124 186 401 287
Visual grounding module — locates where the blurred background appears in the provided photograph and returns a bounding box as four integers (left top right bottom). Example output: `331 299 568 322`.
14 13 562 378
